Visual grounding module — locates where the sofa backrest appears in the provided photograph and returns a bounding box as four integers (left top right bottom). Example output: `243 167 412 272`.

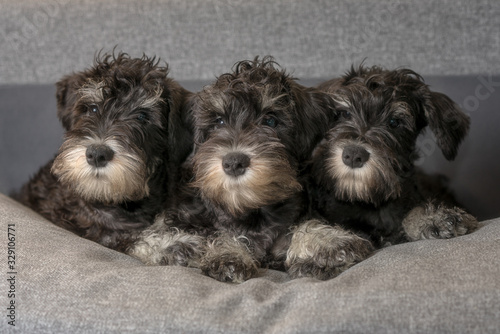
0 0 498 85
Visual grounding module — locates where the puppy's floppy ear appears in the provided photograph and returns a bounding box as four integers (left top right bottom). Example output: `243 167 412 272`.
420 90 470 160
56 74 82 131
291 85 336 162
166 83 195 165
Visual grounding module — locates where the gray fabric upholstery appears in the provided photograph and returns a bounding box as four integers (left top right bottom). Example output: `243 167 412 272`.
0 0 499 85
1 193 499 333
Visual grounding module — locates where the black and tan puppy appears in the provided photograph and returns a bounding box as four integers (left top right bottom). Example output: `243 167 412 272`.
286 65 479 280
15 52 193 251
128 56 334 282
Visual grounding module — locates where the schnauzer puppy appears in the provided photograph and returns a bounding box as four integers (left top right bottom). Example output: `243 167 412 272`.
15 52 193 251
128 56 334 282
285 65 479 280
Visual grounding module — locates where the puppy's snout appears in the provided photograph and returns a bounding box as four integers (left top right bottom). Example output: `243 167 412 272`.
86 144 114 168
222 152 250 177
342 145 370 169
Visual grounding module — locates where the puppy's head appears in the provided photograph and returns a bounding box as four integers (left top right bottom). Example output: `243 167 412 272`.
191 56 332 216
52 52 191 204
314 65 470 205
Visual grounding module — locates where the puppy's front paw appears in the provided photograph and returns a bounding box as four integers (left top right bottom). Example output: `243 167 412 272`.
403 203 479 241
201 252 258 283
128 228 205 267
200 236 259 283
285 220 374 280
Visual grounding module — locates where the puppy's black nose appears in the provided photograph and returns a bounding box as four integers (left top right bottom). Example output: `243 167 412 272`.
222 152 250 177
342 145 370 168
86 144 114 168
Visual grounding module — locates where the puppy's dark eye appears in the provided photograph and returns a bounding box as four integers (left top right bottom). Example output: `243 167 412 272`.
263 115 278 128
88 104 99 114
214 116 225 127
388 118 401 128
339 109 351 119
137 112 148 122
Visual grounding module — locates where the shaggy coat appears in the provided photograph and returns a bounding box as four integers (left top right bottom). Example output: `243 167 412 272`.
128 57 335 282
285 65 479 280
15 53 193 251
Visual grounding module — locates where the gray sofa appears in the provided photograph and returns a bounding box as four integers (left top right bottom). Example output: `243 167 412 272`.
1 1 499 333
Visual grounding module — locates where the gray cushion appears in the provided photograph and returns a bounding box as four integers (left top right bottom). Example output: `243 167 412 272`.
1 193 499 333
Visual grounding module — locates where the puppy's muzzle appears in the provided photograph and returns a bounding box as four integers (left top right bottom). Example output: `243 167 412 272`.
222 152 250 177
342 145 370 169
86 144 115 168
